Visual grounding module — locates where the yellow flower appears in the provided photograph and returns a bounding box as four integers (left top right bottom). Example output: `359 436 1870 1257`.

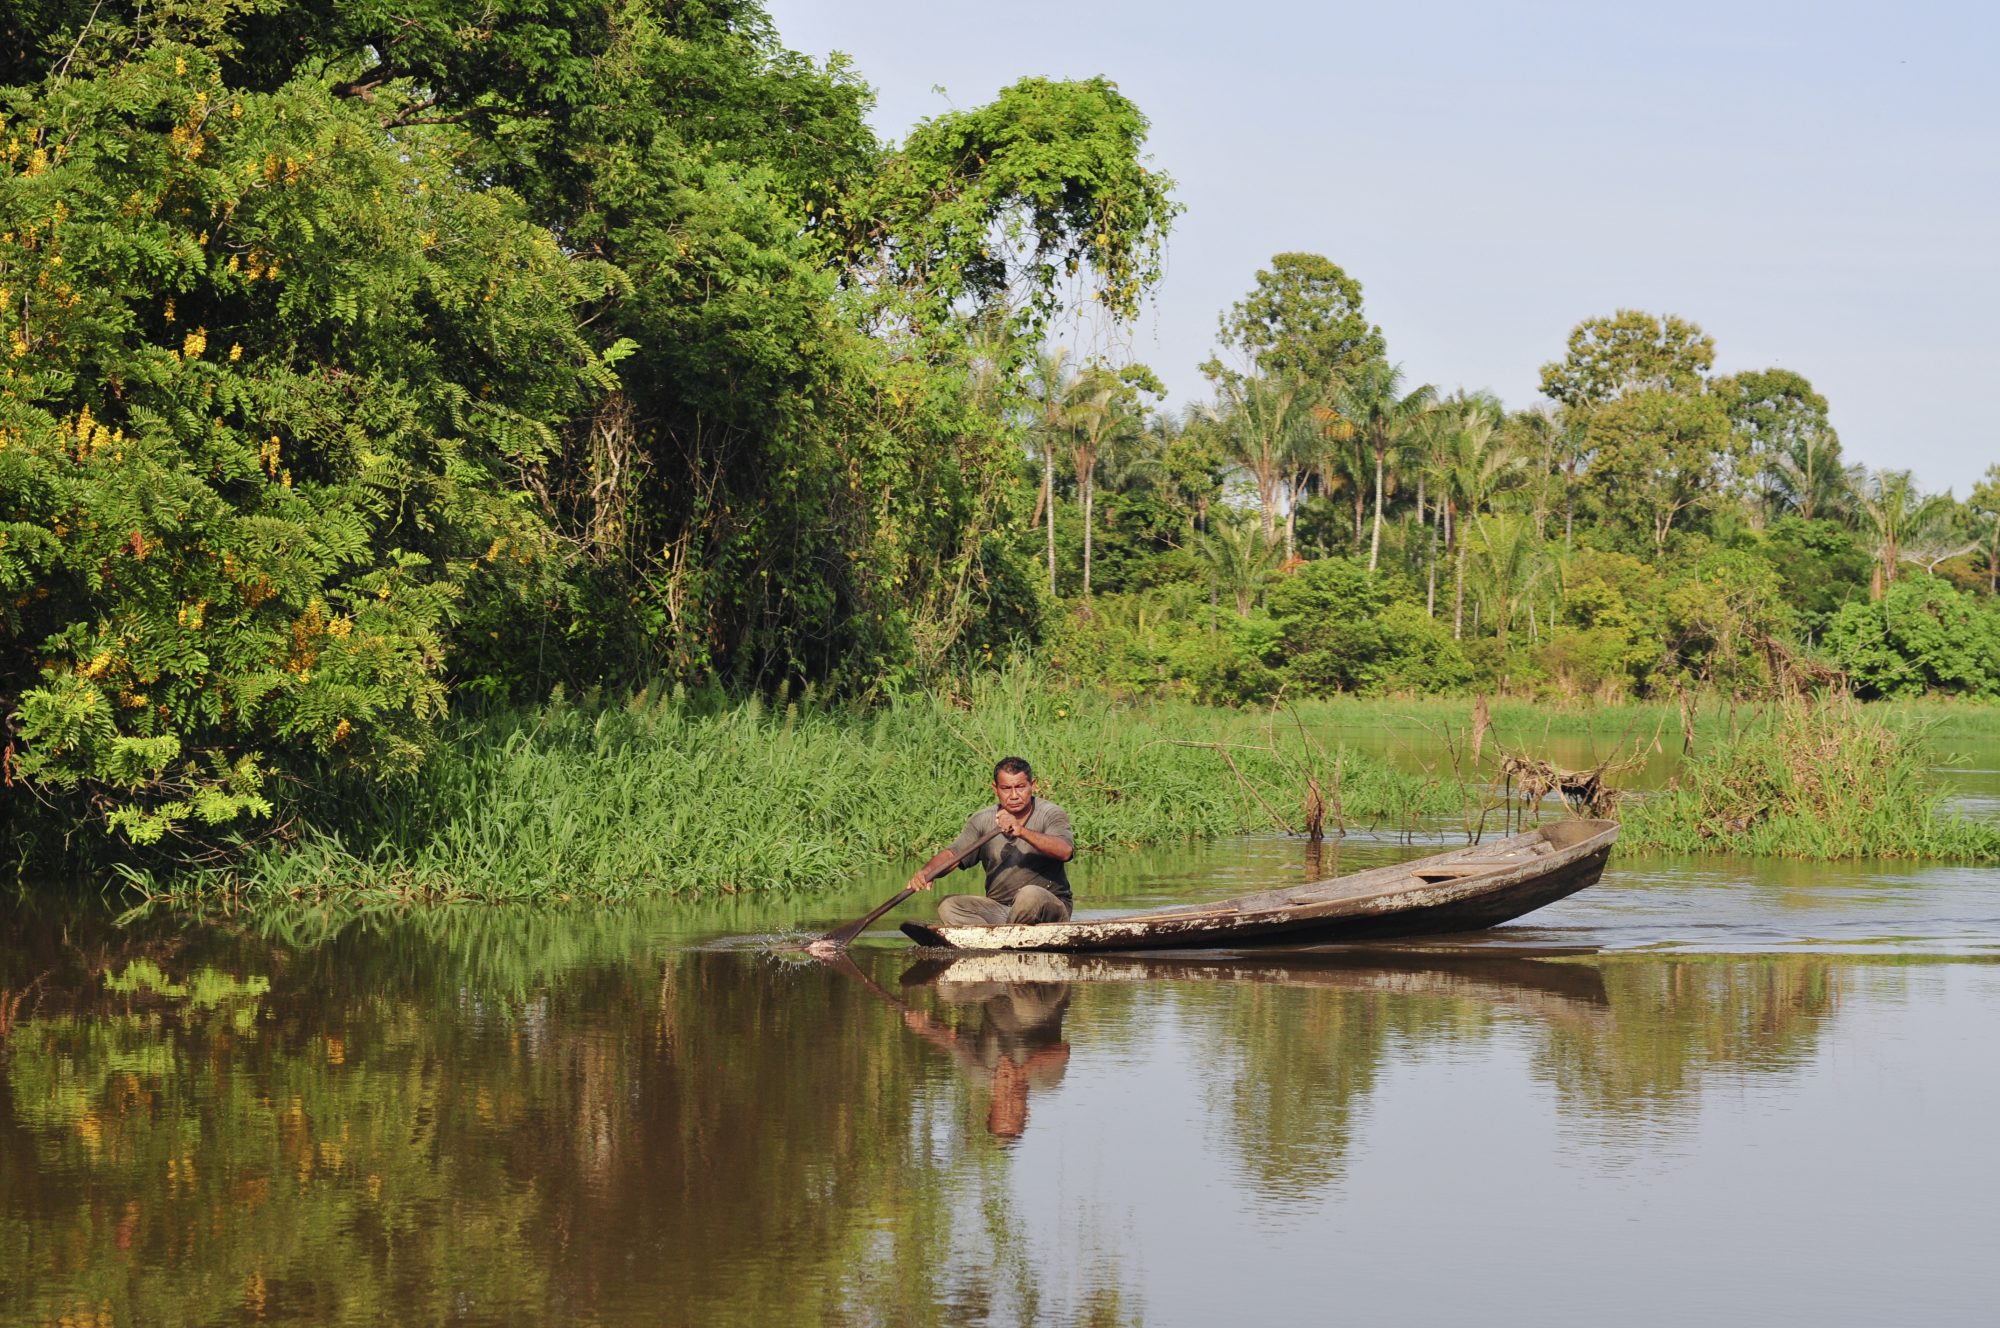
228 343 242 361
182 327 207 358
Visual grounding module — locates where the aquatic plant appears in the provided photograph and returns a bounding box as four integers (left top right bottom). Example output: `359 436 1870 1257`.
1618 698 2000 861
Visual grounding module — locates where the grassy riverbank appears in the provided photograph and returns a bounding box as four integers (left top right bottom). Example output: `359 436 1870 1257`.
134 669 1456 908
1618 699 2000 860
124 678 2000 910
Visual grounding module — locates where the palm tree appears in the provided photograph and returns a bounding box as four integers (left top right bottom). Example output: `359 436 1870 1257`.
1064 366 1127 601
1852 468 1965 598
1025 348 1077 596
1436 400 1521 638
1331 361 1437 572
1508 404 1585 544
1469 513 1548 648
1311 401 1370 553
1972 464 2000 595
1211 371 1312 545
1200 510 1281 616
1767 427 1852 522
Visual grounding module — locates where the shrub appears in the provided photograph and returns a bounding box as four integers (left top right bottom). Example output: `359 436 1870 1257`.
1823 578 2000 699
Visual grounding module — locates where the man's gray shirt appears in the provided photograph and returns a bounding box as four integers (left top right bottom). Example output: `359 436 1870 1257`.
945 800 1074 904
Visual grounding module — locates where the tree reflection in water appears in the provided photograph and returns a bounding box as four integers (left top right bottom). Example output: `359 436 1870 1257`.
0 897 1924 1327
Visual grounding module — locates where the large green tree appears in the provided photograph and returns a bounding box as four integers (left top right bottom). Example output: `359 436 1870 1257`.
1 0 1183 863
1215 252 1384 383
1712 368 1842 521
1538 309 1715 408
1581 391 1732 555
0 26 619 846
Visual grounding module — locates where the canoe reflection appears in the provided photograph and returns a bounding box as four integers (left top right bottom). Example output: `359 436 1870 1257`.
878 949 1615 1145
898 948 1610 1017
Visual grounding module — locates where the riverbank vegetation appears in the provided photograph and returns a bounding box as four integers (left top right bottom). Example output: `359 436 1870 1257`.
128 671 1456 906
3 1 1995 891
1619 700 2000 860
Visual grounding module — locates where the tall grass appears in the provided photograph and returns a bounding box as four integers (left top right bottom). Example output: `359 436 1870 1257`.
139 664 1458 907
1618 698 2000 861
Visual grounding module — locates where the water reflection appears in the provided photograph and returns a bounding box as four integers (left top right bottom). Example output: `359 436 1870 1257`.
874 957 1073 1144
3 895 1995 1325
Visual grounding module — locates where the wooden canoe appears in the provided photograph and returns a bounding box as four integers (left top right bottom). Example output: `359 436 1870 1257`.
898 818 1618 953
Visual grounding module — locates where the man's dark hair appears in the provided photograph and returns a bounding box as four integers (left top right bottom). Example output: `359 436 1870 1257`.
993 756 1034 782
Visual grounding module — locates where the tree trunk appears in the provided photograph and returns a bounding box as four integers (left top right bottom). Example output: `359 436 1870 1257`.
1427 521 1438 618
1045 445 1056 597
1452 503 1467 640
1368 441 1386 572
1082 474 1094 599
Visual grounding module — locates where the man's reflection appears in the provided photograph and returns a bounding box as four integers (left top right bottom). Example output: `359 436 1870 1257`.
900 978 1071 1141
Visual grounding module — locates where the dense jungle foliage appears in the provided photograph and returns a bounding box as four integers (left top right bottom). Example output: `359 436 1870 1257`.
2 0 1995 876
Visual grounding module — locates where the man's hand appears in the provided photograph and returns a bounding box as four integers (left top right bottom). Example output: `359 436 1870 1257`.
907 869 934 892
995 807 1024 837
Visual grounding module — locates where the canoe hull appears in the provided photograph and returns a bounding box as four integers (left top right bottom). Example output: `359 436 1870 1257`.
899 819 1617 953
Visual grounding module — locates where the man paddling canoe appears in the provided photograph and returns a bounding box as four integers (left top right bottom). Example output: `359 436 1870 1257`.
909 757 1075 925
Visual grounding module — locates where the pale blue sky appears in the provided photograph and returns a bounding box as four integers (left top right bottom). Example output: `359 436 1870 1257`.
768 0 1997 495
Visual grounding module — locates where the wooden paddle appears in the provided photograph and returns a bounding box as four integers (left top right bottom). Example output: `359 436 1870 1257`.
810 823 1003 954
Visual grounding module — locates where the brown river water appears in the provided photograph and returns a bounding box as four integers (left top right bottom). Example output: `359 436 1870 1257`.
5 745 1999 1326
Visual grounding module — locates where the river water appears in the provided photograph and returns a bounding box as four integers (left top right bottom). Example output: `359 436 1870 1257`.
5 749 1999 1325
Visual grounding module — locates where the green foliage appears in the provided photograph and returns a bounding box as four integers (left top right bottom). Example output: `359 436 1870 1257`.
1580 390 1731 554
1 33 616 846
1713 368 1842 518
1822 577 2000 699
1658 547 1796 694
1264 558 1468 695
2 1 1188 871
1216 252 1384 382
1538 309 1715 407
1761 516 1871 631
852 75 1179 332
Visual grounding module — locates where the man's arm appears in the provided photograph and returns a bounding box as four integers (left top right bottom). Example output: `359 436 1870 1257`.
906 847 964 892
908 814 990 891
996 806 1074 861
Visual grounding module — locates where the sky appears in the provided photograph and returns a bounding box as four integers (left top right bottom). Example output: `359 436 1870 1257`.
765 0 1998 495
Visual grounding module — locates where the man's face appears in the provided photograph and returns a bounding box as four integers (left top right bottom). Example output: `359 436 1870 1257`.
994 769 1035 815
